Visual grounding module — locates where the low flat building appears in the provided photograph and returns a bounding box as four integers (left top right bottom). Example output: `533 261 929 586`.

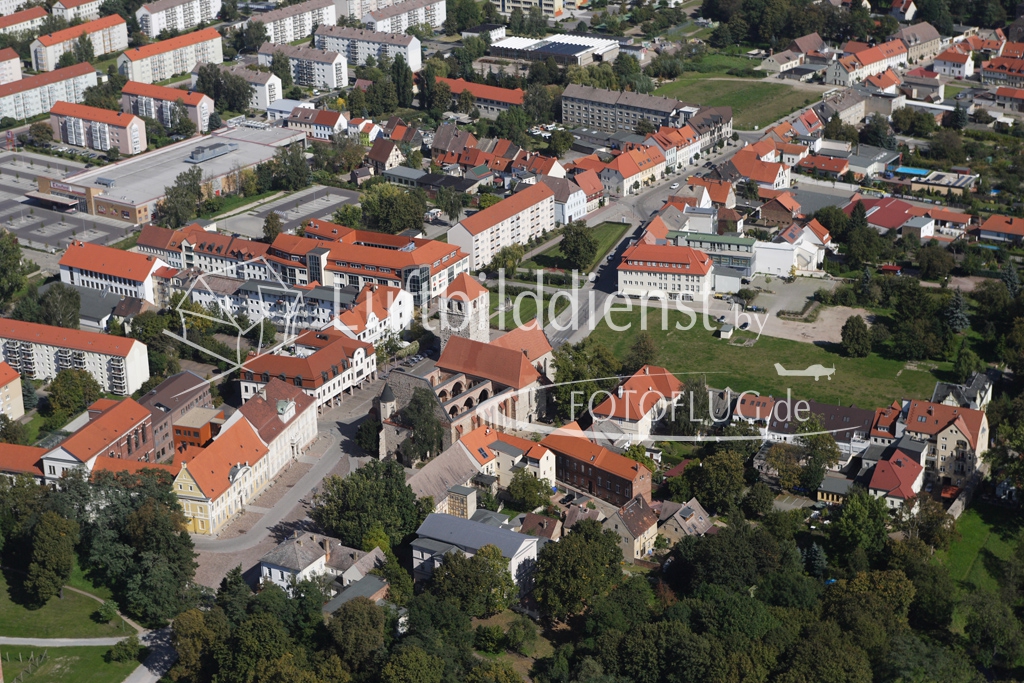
121 81 213 134
50 102 146 156
436 77 523 119
118 27 223 85
489 34 620 67
257 42 347 90
314 24 421 72
977 214 1024 242
31 15 128 72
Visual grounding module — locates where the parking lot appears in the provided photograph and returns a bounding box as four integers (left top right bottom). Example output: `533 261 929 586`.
218 185 361 237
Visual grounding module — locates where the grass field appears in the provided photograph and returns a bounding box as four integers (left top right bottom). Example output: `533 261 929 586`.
472 610 555 680
589 308 947 408
654 79 814 130
944 85 967 101
489 290 571 330
0 573 129 638
935 503 1021 593
522 222 632 273
0 646 147 683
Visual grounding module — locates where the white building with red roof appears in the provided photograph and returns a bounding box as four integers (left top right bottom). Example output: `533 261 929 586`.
826 39 908 86
978 214 1024 242
934 47 974 79
591 365 683 443
868 448 924 508
0 360 24 421
0 48 21 87
30 15 128 72
0 63 98 121
60 240 167 304
118 26 223 84
121 81 214 134
0 7 47 36
447 183 556 270
903 400 988 487
617 242 714 301
136 0 223 39
49 101 146 155
325 283 413 346
52 0 103 23
286 107 346 140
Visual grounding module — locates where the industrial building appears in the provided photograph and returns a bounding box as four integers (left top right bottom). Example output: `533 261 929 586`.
489 34 620 66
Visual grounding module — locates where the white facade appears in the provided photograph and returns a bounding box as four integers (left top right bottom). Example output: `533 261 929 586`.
0 65 98 129
255 0 336 45
0 52 21 86
314 24 421 72
0 364 24 421
136 0 223 39
0 8 47 36
222 397 316 493
323 285 415 346
196 64 280 110
0 321 149 395
31 18 129 72
52 0 102 22
118 27 224 84
238 340 378 409
934 52 974 79
363 0 446 33
257 43 347 89
447 184 556 270
59 250 166 304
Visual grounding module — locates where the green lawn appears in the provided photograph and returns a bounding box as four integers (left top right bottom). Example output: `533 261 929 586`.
202 190 281 219
589 308 948 408
0 646 147 683
22 411 45 445
654 79 813 130
489 290 571 330
109 232 139 251
472 610 555 680
521 222 632 273
935 503 1022 593
67 562 113 602
0 572 129 638
944 85 967 101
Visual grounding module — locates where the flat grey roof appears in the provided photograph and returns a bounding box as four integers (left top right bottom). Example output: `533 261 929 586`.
416 513 533 558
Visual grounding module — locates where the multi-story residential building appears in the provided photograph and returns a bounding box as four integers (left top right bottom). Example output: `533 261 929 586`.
605 495 659 562
489 0 562 18
50 102 147 155
121 81 213 133
447 182 556 270
59 240 166 303
435 77 522 119
327 284 414 346
363 0 445 32
0 63 97 122
903 400 988 487
934 47 974 79
412 513 538 583
0 361 24 421
135 223 271 275
136 0 223 40
617 242 713 301
543 431 653 506
255 0 336 44
0 48 21 86
137 370 213 461
592 365 682 444
981 57 1024 87
275 220 470 306
31 16 128 72
52 0 103 22
524 175 586 225
118 27 223 84
192 63 278 109
826 39 908 86
314 25 421 72
688 106 734 150
257 42 347 89
0 319 149 395
561 83 697 133
41 398 154 483
285 106 345 140
0 7 47 36
239 329 376 410
895 21 942 62
600 144 667 197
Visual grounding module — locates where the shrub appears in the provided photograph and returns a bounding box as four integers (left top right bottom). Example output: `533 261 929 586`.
108 634 141 663
474 624 504 653
504 615 537 655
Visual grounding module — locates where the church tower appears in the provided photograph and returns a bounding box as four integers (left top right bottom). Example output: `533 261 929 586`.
438 273 490 352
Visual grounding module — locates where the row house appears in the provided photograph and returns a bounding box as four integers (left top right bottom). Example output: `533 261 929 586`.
285 106 346 140
136 0 223 39
314 25 421 71
519 175 586 225
60 240 166 304
50 102 146 156
981 57 1024 87
447 182 556 270
644 124 701 169
542 430 652 506
31 15 129 72
121 81 213 134
363 0 445 32
257 42 348 90
135 223 271 277
119 27 223 85
42 398 154 484
258 0 336 44
894 22 942 62
688 106 734 150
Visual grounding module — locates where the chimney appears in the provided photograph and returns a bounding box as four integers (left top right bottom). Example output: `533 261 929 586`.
644 366 649 375
617 386 623 399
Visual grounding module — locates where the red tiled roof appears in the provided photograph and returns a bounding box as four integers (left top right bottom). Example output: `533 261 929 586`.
121 81 209 107
460 425 547 467
843 196 916 231
904 400 985 450
492 325 552 362
0 63 93 99
56 0 100 8
122 27 220 61
36 15 124 47
60 240 161 280
0 48 19 63
663 459 690 478
997 86 1024 100
980 213 1024 237
181 420 268 501
593 365 682 421
91 456 179 477
443 272 488 301
540 433 647 482
0 445 45 477
731 148 787 184
457 183 553 236
51 102 140 128
871 404 901 439
936 49 970 65
0 319 140 357
869 453 922 500
865 68 901 89
0 361 18 388
437 335 542 390
798 155 850 173
618 243 713 276
237 377 315 445
0 6 46 31
734 394 776 420
436 77 524 105
981 57 1024 76
57 399 150 463
804 218 832 245
686 176 733 205
1003 42 1024 59
243 329 374 390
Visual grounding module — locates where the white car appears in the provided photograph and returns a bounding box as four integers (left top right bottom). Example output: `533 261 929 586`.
670 182 680 189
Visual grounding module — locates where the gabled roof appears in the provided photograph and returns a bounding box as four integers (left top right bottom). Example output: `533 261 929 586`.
0 6 46 31
979 214 1024 237
618 242 714 276
797 155 850 173
612 495 658 538
0 318 140 357
730 148 787 184
91 456 179 477
843 196 916 231
122 27 220 61
869 453 922 500
0 445 45 477
122 81 209 107
55 399 150 463
181 419 268 501
238 378 315 445
804 218 832 244
407 440 482 500
686 176 733 205
592 365 682 421
457 183 553 236
436 336 542 390
61 240 162 280
436 77 524 105
50 102 140 128
734 394 775 420
0 361 19 388
904 400 985 450
243 330 374 390
0 63 93 100
790 32 826 55
865 68 901 89
936 48 970 65
416 513 535 559
540 433 646 482
35 15 124 47
491 325 552 362
367 137 399 163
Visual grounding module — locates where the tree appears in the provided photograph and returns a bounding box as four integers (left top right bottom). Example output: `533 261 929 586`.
709 21 732 47
766 443 802 491
109 634 141 663
29 121 53 143
859 114 894 149
241 20 268 52
488 244 525 273
797 415 840 492
689 450 744 513
0 414 28 445
170 99 197 138
327 597 384 673
1002 261 1021 298
533 519 623 620
965 590 1024 670
560 220 598 271
430 544 517 617
40 283 80 329
159 166 204 228
831 489 888 561
950 102 968 130
361 183 427 234
0 231 25 308
21 377 37 411
953 341 984 383
547 129 574 157
263 211 282 243
382 646 444 683
457 88 476 114
310 459 425 548
524 83 553 122
366 79 398 117
622 443 657 473
494 106 531 147
47 368 102 417
268 51 293 88
392 54 414 107
399 387 445 462
841 315 871 357
74 31 94 63
355 418 381 455
917 242 954 280
624 331 657 374
507 469 551 510
742 482 775 518
333 204 362 228
24 511 79 605
435 185 462 225
944 288 969 333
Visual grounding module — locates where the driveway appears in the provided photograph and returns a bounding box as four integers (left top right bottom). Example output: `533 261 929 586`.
773 492 814 511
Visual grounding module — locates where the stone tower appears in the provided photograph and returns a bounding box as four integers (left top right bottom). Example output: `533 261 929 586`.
438 273 490 352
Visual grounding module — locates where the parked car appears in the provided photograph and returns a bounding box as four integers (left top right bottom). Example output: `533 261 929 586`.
670 182 680 189
739 322 750 330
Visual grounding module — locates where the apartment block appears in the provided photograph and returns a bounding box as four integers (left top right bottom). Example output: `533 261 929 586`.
193 62 279 109
118 26 223 84
42 398 154 483
50 102 147 155
0 63 98 121
59 240 167 303
0 7 47 36
489 0 562 18
314 24 421 71
136 0 223 39
617 242 714 301
826 39 908 86
0 361 24 422
121 80 213 133
255 0 336 45
257 42 347 89
447 183 556 270
0 319 149 395
561 83 696 133
364 0 445 33
31 15 129 72
0 48 21 86
51 0 103 22
285 106 345 139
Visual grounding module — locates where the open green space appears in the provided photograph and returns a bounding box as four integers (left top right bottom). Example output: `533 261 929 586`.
203 190 280 219
0 572 129 638
944 85 967 101
654 79 813 130
472 610 555 680
522 222 632 273
489 290 571 330
0 646 147 683
589 308 948 408
110 232 139 251
68 562 114 602
935 503 1021 593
